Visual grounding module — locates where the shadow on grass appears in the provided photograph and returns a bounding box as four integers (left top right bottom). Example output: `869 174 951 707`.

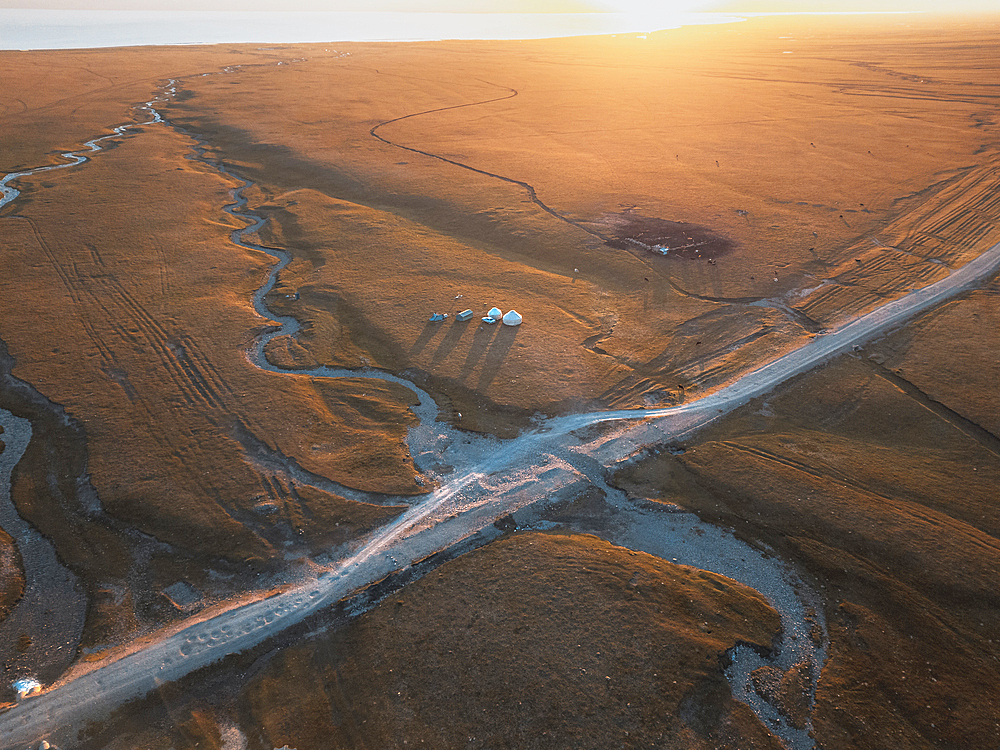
477 325 519 391
459 322 499 382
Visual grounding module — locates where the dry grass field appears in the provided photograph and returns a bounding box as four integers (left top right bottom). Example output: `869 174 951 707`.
238 533 782 750
164 14 1000 436
79 533 784 750
1 10 999 748
1 47 422 657
614 276 1000 748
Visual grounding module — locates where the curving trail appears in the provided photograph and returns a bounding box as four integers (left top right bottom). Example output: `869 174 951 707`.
369 80 612 243
2 65 1000 750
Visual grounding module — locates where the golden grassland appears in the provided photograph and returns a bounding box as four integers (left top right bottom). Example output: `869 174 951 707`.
163 14 1000 434
1 68 422 651
0 46 299 174
80 533 783 750
240 533 781 750
1 11 999 747
614 277 1000 748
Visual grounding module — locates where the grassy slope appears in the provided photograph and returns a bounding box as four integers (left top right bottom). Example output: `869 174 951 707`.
240 532 783 750
613 279 1000 749
162 15 1000 436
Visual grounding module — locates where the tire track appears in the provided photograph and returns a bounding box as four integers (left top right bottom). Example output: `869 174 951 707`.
7 216 146 388
795 154 1000 328
715 439 1000 562
719 440 861 494
597 376 684 409
177 332 240 404
104 277 222 410
18 216 227 458
86 242 106 269
81 68 115 87
11 215 85 308
151 236 169 298
108 301 211 412
81 318 122 375
0 98 28 120
369 80 611 243
862 358 1000 459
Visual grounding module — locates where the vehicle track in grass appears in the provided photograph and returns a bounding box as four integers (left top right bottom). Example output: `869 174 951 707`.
3 60 1000 749
369 78 612 243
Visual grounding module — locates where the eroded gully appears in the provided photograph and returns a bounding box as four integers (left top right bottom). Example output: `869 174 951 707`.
3 63 1000 750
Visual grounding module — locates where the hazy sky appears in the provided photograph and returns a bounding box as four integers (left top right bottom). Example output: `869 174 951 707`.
2 0 996 11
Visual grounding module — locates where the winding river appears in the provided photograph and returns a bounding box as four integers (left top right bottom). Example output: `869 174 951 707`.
0 406 87 705
2 62 1000 749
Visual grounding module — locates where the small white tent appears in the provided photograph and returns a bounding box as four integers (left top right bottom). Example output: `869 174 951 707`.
488 306 502 321
502 310 522 326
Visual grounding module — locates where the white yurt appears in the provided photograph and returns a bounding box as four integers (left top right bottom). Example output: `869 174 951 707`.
487 306 503 321
502 310 522 326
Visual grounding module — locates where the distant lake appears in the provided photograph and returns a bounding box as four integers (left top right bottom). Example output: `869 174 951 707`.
0 9 749 50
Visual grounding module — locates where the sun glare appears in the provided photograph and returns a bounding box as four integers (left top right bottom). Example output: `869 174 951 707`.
588 0 718 13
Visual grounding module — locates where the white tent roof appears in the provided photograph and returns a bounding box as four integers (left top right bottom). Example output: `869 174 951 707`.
502 310 522 326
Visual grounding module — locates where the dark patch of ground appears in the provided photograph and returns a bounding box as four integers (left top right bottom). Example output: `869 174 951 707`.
605 214 738 261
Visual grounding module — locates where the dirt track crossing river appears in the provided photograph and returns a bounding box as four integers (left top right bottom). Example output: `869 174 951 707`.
2 66 1000 750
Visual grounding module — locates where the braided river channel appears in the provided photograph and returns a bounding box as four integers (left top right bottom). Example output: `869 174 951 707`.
3 63 1000 750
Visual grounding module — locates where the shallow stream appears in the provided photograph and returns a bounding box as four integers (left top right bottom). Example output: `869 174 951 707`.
0 68 832 749
196 71 827 749
0 410 86 692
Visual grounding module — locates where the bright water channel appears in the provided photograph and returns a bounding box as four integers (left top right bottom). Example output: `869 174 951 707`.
0 65 834 750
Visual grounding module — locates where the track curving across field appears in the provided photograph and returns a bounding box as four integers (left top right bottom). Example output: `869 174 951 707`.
2 64 1000 750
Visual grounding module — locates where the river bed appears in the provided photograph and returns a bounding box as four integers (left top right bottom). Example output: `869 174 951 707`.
0 409 86 694
17 59 982 749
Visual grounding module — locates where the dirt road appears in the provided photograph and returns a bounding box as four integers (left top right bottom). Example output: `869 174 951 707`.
2 232 998 749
